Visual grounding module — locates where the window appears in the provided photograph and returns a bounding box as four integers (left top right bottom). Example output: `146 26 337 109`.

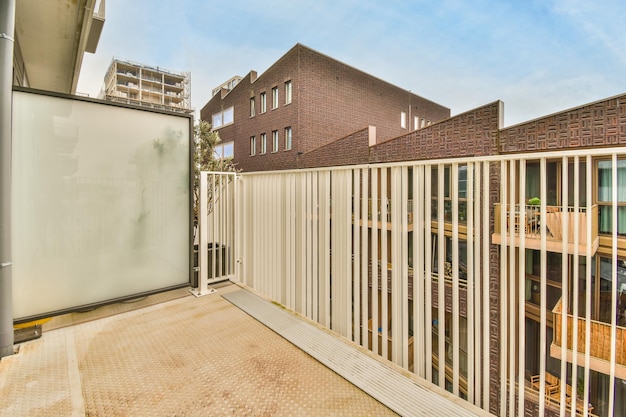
401 111 407 129
285 127 292 150
214 141 234 159
284 81 292 104
272 130 279 153
597 159 626 235
414 115 419 130
250 136 256 156
430 164 469 223
272 87 278 109
250 97 255 117
260 133 266 154
260 92 267 113
211 106 234 129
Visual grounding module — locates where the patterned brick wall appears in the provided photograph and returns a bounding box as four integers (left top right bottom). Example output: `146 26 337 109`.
499 94 626 152
369 102 501 163
300 128 370 168
488 161 501 415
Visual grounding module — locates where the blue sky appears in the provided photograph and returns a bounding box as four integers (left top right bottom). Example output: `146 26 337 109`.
77 0 626 127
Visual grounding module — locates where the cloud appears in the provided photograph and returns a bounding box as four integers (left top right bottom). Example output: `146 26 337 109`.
77 0 626 126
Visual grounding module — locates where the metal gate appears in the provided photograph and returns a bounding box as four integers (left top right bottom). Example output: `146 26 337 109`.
191 171 237 296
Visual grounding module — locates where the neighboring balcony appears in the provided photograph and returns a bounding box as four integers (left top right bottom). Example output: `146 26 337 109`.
550 298 626 380
354 198 414 230
492 204 599 254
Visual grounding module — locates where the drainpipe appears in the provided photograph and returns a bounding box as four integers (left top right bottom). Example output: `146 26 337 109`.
0 0 15 359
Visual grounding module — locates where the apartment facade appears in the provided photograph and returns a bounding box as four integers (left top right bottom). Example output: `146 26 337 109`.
200 44 450 172
102 58 192 114
222 92 626 417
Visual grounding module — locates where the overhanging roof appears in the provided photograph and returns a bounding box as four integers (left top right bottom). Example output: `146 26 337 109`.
15 0 105 94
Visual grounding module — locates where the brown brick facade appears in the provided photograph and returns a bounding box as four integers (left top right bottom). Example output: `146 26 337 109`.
200 44 450 172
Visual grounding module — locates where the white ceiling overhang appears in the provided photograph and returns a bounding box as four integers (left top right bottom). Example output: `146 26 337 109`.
15 0 105 94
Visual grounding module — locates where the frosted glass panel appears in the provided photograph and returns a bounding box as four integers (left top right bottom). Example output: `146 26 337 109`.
11 92 190 319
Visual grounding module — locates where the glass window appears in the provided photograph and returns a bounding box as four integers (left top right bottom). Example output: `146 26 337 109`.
260 133 266 154
260 92 266 113
430 164 468 223
212 106 234 129
272 87 278 109
212 113 222 129
272 130 279 152
598 159 626 235
284 81 292 104
401 111 407 129
223 107 234 125
250 136 256 156
285 127 292 150
250 97 255 117
414 115 419 130
214 141 234 159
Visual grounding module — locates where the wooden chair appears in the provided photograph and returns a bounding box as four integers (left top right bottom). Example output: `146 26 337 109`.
530 372 560 395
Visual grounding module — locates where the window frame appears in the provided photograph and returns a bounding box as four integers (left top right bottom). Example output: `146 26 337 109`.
285 127 292 150
272 130 279 153
214 141 234 159
284 80 292 104
250 136 256 156
260 133 267 154
250 97 255 117
260 92 267 113
211 106 234 129
272 87 278 109
596 158 626 235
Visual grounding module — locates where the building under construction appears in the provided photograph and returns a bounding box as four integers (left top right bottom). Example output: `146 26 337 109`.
102 58 191 114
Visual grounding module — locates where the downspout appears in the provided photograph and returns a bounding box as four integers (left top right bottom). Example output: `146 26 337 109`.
0 0 15 359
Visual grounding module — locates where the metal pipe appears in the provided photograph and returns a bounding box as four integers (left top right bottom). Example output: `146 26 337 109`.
0 0 16 359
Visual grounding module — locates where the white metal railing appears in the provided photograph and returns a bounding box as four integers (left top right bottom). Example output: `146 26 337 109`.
192 171 237 296
234 163 491 412
205 147 626 416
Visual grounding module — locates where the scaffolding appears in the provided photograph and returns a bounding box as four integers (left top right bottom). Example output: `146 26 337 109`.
102 58 192 114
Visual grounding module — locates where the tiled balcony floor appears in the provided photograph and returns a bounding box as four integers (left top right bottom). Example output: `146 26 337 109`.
0 283 396 417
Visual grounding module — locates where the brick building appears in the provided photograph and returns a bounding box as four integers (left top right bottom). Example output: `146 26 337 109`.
202 43 626 416
200 43 450 171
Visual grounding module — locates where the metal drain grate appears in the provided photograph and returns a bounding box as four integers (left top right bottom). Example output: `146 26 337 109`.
222 289 490 417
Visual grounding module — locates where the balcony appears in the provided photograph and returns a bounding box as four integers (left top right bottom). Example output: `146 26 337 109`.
492 204 599 254
550 298 626 380
2 284 487 416
353 198 414 230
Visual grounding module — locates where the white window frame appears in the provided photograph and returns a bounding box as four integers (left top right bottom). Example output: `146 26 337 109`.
260 133 266 154
272 130 279 153
214 141 234 159
285 80 292 104
272 87 278 109
250 136 256 156
250 97 255 117
285 127 292 150
212 106 234 129
401 111 407 129
260 92 267 113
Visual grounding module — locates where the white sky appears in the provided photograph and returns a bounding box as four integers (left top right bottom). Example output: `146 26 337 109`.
77 0 626 127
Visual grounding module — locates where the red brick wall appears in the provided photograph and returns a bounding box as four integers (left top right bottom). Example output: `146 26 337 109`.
200 44 450 172
499 94 626 153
